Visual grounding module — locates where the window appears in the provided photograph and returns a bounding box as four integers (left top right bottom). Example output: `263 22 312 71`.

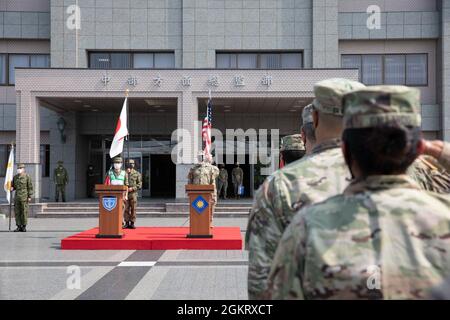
89 52 175 69
406 54 427 86
40 145 50 177
385 55 405 85
0 144 49 177
362 55 383 85
2 54 50 85
0 54 6 85
216 52 303 69
341 53 427 86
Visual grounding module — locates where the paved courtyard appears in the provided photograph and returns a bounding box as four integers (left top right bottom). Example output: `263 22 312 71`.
0 216 248 300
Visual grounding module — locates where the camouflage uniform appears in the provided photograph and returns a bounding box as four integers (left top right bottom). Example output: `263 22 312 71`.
124 159 142 226
11 164 33 230
188 161 220 220
280 134 306 166
408 156 450 193
440 142 450 171
246 78 365 299
232 165 244 198
268 86 450 300
54 161 68 202
280 134 305 153
217 167 228 199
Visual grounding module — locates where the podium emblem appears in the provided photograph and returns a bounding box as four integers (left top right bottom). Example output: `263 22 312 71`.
192 195 208 214
102 196 117 212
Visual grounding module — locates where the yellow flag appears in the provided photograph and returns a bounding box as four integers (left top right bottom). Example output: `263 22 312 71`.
3 146 14 204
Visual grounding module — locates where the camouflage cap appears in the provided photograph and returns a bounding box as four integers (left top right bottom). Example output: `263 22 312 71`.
313 78 366 116
112 156 122 163
127 159 135 164
342 85 422 129
17 163 25 169
280 134 305 152
302 104 314 125
57 160 63 164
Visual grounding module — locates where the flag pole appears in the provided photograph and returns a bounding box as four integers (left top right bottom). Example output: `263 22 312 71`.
8 143 13 231
125 89 130 164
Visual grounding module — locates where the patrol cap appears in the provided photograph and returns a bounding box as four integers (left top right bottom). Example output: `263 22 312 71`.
127 159 135 165
17 163 25 169
342 85 421 129
302 104 314 125
112 156 123 163
58 160 63 164
313 78 366 116
280 134 305 152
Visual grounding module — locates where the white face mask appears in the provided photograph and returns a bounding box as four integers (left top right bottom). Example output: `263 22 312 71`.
17 168 23 174
113 163 122 170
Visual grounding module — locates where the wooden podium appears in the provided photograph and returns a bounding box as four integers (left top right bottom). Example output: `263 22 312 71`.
95 184 128 238
185 184 214 238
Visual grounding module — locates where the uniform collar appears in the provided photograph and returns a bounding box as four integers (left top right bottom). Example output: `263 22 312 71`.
344 174 420 196
310 138 341 155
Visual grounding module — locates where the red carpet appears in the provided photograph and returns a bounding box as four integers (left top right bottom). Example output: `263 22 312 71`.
61 227 242 250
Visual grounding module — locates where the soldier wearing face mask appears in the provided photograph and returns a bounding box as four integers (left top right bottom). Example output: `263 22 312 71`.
105 157 128 216
10 164 33 232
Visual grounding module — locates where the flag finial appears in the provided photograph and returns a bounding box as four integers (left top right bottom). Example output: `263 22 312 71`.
125 89 129 97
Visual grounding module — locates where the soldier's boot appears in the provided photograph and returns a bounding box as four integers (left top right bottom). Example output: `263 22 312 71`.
14 226 21 232
129 222 136 229
123 221 129 229
21 225 27 232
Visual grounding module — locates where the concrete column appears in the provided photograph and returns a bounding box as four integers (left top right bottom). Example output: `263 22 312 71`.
175 90 198 199
441 0 450 141
312 0 339 68
16 91 41 201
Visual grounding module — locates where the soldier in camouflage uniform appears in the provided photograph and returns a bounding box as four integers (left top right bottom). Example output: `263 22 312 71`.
232 163 244 199
54 160 68 202
188 152 220 221
217 165 228 199
11 164 33 232
300 104 316 155
124 159 142 229
246 78 366 300
280 134 306 166
268 85 450 300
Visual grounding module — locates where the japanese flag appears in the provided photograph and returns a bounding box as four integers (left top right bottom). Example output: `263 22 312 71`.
3 145 14 204
109 97 128 159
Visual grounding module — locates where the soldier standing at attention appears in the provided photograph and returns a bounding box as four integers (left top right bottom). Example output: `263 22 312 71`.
217 165 228 199
279 134 306 166
188 152 220 222
124 159 142 229
246 78 366 300
54 160 68 202
300 104 317 155
86 164 97 198
10 164 33 232
231 163 244 199
268 85 450 300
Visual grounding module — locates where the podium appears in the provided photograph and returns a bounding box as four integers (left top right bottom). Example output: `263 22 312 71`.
95 184 128 238
185 184 214 238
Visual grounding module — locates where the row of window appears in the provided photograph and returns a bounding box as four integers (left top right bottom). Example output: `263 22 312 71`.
0 54 50 85
216 52 303 69
0 51 429 87
89 52 175 69
341 54 428 86
0 145 50 177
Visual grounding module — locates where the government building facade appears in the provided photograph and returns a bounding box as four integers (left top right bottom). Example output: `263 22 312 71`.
0 0 448 201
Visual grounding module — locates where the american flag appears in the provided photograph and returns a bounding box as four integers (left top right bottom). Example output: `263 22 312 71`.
202 98 212 161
